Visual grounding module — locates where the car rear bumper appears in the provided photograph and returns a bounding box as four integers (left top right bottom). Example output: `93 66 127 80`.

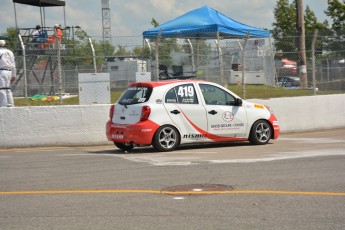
106 120 160 145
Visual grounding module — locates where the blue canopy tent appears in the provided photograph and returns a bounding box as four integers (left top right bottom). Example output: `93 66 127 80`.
142 6 271 89
143 5 270 39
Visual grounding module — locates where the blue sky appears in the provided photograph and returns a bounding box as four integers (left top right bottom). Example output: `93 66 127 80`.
1 0 330 35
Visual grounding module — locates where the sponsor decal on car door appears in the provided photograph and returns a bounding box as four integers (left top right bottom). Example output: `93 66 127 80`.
204 104 247 138
198 83 248 140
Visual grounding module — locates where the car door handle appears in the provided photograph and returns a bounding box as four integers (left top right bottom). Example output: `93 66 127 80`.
170 110 180 114
208 110 217 115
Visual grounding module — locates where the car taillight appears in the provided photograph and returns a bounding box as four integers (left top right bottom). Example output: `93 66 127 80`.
109 105 115 118
140 106 151 121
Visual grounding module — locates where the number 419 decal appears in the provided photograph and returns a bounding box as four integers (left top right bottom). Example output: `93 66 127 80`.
178 85 194 97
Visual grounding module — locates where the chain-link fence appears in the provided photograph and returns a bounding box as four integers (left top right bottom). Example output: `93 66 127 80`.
274 30 345 91
4 27 345 105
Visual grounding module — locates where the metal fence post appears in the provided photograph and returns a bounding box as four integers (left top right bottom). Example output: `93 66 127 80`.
154 30 161 81
216 32 225 87
242 32 250 99
55 28 63 105
145 39 153 80
18 34 27 98
311 29 318 95
88 37 97 73
187 39 195 73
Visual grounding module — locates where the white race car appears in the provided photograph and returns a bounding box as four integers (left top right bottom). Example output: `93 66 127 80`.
106 80 280 151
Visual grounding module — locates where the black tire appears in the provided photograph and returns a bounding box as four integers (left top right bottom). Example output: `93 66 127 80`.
114 142 134 151
249 120 272 145
152 125 180 152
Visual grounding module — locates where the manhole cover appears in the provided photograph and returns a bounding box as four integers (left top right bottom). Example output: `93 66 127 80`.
161 184 233 195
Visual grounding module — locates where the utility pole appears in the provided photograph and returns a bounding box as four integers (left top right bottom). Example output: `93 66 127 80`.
296 0 308 88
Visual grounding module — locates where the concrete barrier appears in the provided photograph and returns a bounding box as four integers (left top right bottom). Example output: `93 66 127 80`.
0 105 110 148
248 94 345 133
1 94 344 148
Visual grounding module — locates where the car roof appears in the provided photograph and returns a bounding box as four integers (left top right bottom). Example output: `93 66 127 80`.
128 80 207 88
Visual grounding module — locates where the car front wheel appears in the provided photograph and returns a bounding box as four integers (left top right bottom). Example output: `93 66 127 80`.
152 125 180 152
249 120 272 145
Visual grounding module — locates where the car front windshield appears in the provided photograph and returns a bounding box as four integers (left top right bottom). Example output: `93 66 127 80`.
118 86 152 105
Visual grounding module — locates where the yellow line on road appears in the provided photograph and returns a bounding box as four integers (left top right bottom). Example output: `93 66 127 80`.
0 190 161 195
1 190 345 196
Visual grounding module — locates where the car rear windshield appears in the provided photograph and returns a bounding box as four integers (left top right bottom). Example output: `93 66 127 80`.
118 86 153 105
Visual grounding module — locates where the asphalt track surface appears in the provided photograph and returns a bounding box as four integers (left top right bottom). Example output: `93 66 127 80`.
0 129 345 229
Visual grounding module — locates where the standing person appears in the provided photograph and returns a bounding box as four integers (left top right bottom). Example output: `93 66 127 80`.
0 40 16 107
54 24 62 43
47 24 63 46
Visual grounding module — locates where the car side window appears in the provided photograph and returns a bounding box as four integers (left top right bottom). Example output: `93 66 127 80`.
200 84 235 105
165 84 198 104
165 88 178 103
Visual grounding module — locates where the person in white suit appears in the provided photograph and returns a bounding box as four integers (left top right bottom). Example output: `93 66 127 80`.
0 40 16 107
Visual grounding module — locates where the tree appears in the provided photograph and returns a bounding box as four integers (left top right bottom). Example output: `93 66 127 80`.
271 0 297 60
149 18 180 67
305 6 329 31
1 27 19 51
133 46 150 59
324 0 345 58
272 0 329 60
325 0 345 31
114 45 131 56
181 39 211 67
304 5 331 56
272 0 296 37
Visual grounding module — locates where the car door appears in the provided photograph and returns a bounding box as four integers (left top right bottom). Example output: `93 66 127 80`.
198 83 248 140
163 83 208 142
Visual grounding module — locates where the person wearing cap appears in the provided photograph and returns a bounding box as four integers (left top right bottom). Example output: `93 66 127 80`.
47 24 63 46
54 24 62 43
0 40 16 107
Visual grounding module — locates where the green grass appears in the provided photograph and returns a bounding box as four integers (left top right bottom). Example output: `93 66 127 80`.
13 85 343 106
14 91 124 107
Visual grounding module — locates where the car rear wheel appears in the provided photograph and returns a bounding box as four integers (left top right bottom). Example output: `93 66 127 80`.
249 120 272 145
114 142 134 151
152 125 180 152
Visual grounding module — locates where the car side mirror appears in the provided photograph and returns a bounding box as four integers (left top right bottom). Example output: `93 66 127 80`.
235 98 242 106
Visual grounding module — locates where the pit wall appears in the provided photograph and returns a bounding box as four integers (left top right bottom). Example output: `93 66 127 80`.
1 94 344 149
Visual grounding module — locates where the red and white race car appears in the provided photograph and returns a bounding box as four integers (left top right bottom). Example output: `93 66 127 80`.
106 80 280 152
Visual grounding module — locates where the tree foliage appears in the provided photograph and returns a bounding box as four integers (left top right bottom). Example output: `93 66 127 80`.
272 0 329 60
0 27 18 51
181 39 211 67
149 18 181 67
324 0 345 58
271 0 297 60
325 0 345 31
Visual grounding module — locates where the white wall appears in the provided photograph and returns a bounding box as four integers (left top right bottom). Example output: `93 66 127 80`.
0 105 110 148
248 94 345 133
1 94 344 148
